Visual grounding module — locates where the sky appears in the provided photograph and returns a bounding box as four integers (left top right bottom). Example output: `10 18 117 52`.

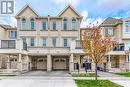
0 0 130 28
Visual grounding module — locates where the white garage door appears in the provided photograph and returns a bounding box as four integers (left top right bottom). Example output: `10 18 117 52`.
37 58 47 70
53 58 67 70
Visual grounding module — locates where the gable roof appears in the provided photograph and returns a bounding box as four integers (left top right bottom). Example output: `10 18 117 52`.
0 24 17 30
57 5 81 17
100 17 123 27
15 4 39 17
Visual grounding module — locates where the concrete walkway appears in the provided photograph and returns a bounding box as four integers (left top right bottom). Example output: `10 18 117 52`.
98 71 122 77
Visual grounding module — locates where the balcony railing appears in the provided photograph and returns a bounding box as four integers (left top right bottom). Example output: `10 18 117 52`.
1 40 15 49
113 43 124 51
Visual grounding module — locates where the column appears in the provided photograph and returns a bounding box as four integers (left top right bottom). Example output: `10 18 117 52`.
47 54 52 72
126 54 130 71
69 54 74 72
108 55 111 72
7 55 10 69
26 55 29 71
18 54 22 71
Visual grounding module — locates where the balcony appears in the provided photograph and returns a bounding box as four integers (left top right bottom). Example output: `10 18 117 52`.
27 47 70 55
113 43 124 51
0 40 27 54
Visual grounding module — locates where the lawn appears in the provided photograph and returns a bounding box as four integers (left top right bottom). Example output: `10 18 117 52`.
0 74 16 77
71 73 98 77
75 80 123 87
115 72 130 77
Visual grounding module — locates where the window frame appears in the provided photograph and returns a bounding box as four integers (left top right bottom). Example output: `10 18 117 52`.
42 20 47 30
52 21 57 31
10 31 17 39
42 38 46 47
30 37 35 47
63 19 68 30
72 18 77 30
104 28 114 36
21 18 26 29
30 18 35 30
52 38 56 47
63 38 68 47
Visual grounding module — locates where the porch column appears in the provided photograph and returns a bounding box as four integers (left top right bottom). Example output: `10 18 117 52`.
108 55 111 72
26 55 29 71
18 54 22 71
126 54 130 71
7 55 10 69
47 54 52 72
69 54 74 72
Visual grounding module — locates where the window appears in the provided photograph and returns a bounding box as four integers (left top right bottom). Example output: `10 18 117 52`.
125 25 129 32
30 18 35 30
42 38 46 47
1 40 15 49
105 29 113 36
52 21 56 30
42 21 46 30
52 38 56 47
22 37 26 45
63 38 67 47
125 21 130 32
22 18 26 29
30 38 35 47
72 19 77 30
63 19 67 30
10 31 17 38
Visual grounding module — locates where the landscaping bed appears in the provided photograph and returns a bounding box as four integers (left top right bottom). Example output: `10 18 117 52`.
115 72 130 77
75 80 123 87
0 73 16 77
71 73 98 77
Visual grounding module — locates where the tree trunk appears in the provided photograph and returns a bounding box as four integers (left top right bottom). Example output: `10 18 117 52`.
95 63 98 80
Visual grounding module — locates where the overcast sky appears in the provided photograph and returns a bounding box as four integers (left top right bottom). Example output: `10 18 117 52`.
0 0 130 27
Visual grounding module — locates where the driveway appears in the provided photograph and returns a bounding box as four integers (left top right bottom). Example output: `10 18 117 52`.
0 71 77 87
21 71 71 77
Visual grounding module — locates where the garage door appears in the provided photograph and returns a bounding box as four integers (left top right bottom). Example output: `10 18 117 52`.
53 58 68 70
37 58 47 70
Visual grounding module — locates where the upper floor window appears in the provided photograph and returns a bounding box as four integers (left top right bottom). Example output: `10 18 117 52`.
30 18 35 30
125 21 130 32
42 20 46 30
22 18 26 29
52 38 56 47
63 19 67 30
63 38 68 47
10 31 17 38
30 37 35 47
105 29 113 36
72 19 77 30
42 38 46 47
22 37 26 45
52 21 56 30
